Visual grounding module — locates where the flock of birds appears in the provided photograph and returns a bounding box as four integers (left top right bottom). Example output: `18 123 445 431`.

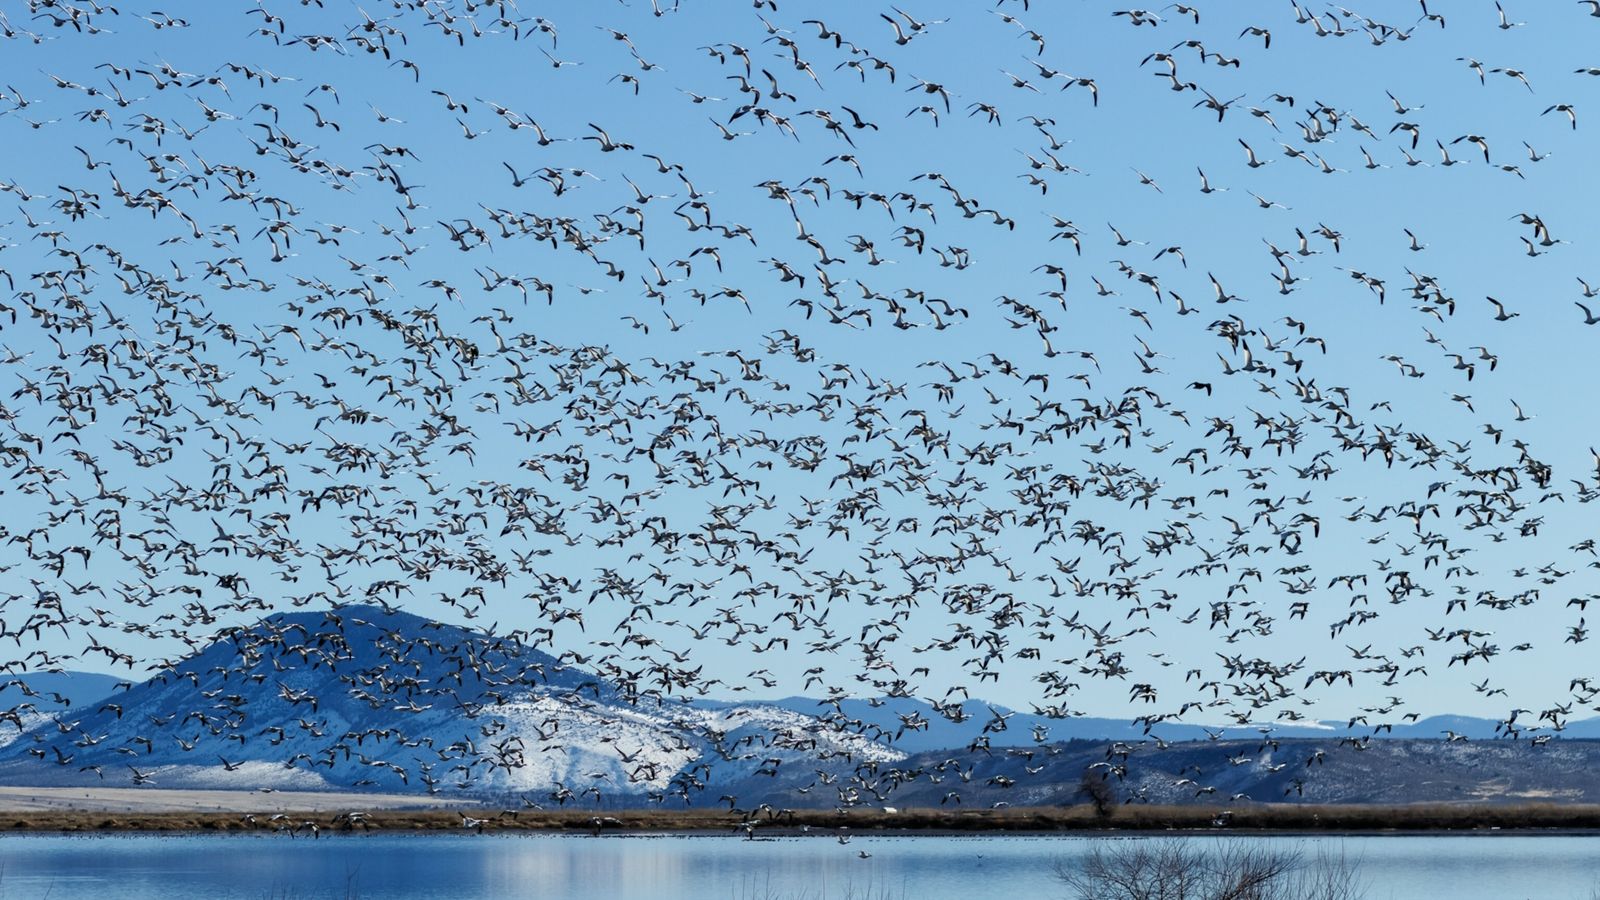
2 0 1600 821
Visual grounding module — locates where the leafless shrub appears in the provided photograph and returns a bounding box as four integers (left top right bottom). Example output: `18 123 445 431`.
1055 838 1366 900
1077 768 1118 820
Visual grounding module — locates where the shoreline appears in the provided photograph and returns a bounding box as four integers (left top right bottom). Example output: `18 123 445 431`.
6 803 1600 835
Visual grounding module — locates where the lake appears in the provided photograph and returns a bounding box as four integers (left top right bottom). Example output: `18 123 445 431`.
0 832 1597 899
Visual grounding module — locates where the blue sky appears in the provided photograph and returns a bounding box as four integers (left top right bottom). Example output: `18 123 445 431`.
1 0 1599 729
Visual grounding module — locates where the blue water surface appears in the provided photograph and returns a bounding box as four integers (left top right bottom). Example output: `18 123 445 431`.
0 832 1595 899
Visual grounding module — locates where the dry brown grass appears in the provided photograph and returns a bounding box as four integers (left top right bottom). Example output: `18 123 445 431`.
5 802 1600 834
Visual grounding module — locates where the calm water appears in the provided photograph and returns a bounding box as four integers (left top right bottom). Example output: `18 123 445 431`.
0 832 1596 899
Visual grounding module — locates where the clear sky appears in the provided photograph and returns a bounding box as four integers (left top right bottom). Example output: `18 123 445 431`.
1 0 1599 730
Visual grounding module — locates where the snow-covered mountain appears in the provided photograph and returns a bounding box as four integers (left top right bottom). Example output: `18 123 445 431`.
0 606 900 804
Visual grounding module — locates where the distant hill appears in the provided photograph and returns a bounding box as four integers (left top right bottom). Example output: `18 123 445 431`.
0 671 121 711
0 671 122 752
727 736 1600 810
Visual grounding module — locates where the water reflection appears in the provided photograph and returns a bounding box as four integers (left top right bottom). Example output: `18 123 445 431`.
0 832 1595 899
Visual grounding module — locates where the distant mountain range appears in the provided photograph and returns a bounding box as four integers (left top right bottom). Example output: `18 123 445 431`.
1 605 1595 807
0 671 123 715
744 697 1600 750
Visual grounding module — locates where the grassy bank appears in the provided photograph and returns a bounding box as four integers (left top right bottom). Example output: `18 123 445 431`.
7 803 1600 834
